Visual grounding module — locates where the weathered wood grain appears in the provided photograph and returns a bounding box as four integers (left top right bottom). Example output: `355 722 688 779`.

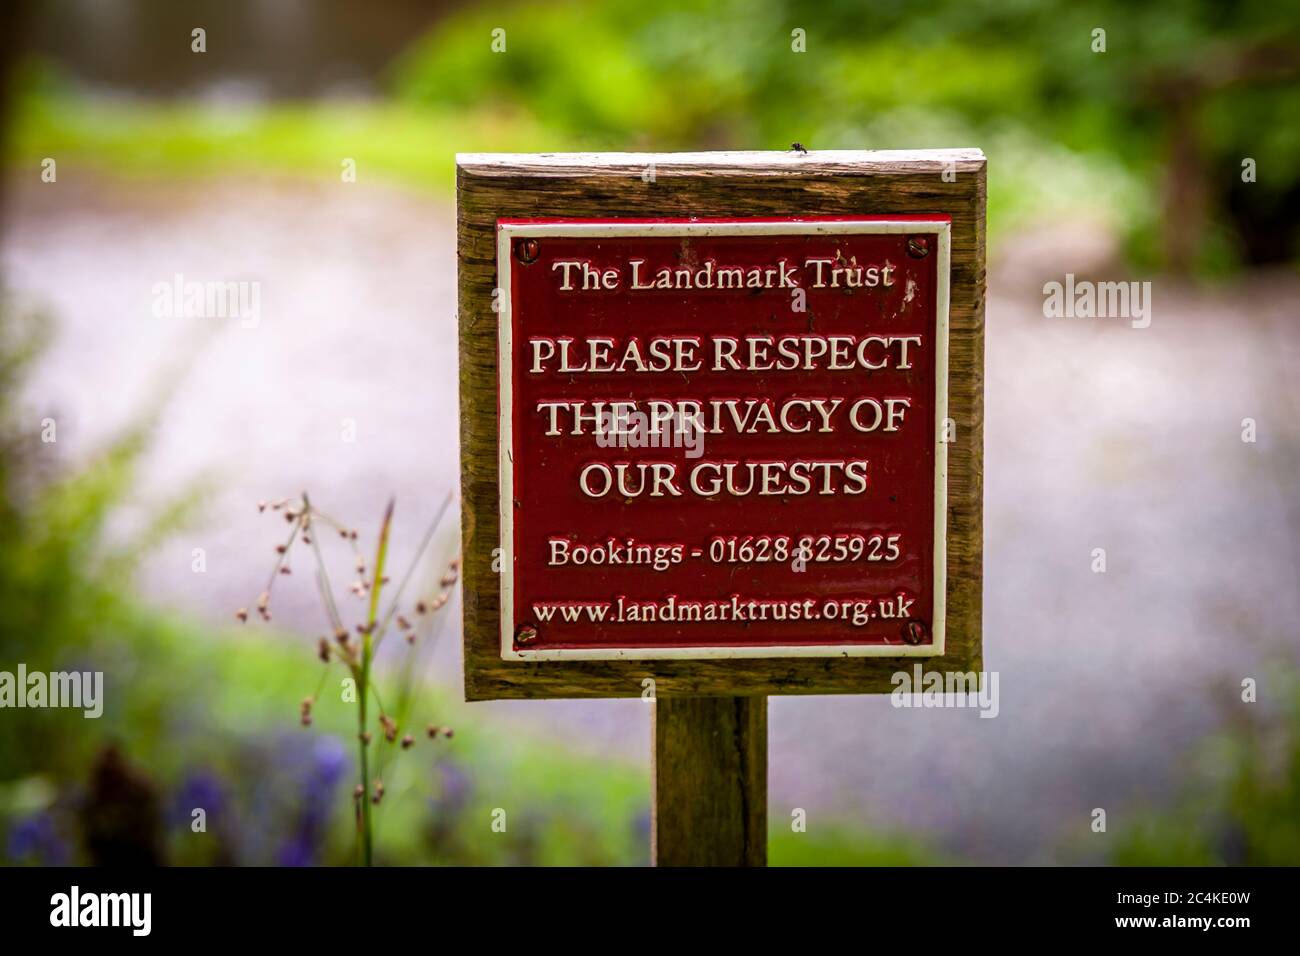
458 149 985 700
652 696 767 866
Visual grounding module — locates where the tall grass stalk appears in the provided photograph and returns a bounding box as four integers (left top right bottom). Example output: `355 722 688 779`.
237 491 457 866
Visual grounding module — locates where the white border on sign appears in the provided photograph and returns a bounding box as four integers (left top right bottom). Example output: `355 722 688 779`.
496 219 950 661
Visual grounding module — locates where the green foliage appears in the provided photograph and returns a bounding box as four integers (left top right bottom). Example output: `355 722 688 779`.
771 825 940 866
9 0 1296 267
0 303 200 782
1110 671 1300 865
390 0 1300 267
0 304 641 865
6 85 561 195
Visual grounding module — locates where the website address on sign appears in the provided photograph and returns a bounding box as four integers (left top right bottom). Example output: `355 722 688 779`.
530 593 916 627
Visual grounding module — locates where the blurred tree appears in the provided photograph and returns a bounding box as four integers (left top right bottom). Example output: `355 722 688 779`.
392 0 1300 272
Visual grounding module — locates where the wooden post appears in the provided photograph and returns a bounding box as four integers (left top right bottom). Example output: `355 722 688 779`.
652 696 767 866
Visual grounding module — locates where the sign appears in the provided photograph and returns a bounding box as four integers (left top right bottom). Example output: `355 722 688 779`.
497 218 949 660
458 150 984 699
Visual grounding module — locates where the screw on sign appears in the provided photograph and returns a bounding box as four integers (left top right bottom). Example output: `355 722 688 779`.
457 150 986 865
903 620 928 645
514 237 540 264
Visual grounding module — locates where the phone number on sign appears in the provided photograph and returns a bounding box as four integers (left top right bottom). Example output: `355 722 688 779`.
705 533 902 564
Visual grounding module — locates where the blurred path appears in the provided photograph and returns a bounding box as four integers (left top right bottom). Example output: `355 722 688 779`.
5 174 1298 861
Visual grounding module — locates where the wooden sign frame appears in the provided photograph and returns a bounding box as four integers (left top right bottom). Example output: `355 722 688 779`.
457 150 985 702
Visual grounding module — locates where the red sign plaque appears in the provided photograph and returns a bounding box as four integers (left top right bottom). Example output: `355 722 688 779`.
497 217 950 660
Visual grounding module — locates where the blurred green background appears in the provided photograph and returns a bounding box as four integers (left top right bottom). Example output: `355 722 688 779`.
9 0 1300 270
1 0 1298 866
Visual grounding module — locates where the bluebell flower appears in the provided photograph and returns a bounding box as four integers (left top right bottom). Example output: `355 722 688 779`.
430 758 472 817
631 806 652 840
170 770 226 828
6 812 72 865
276 834 316 867
298 737 348 833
